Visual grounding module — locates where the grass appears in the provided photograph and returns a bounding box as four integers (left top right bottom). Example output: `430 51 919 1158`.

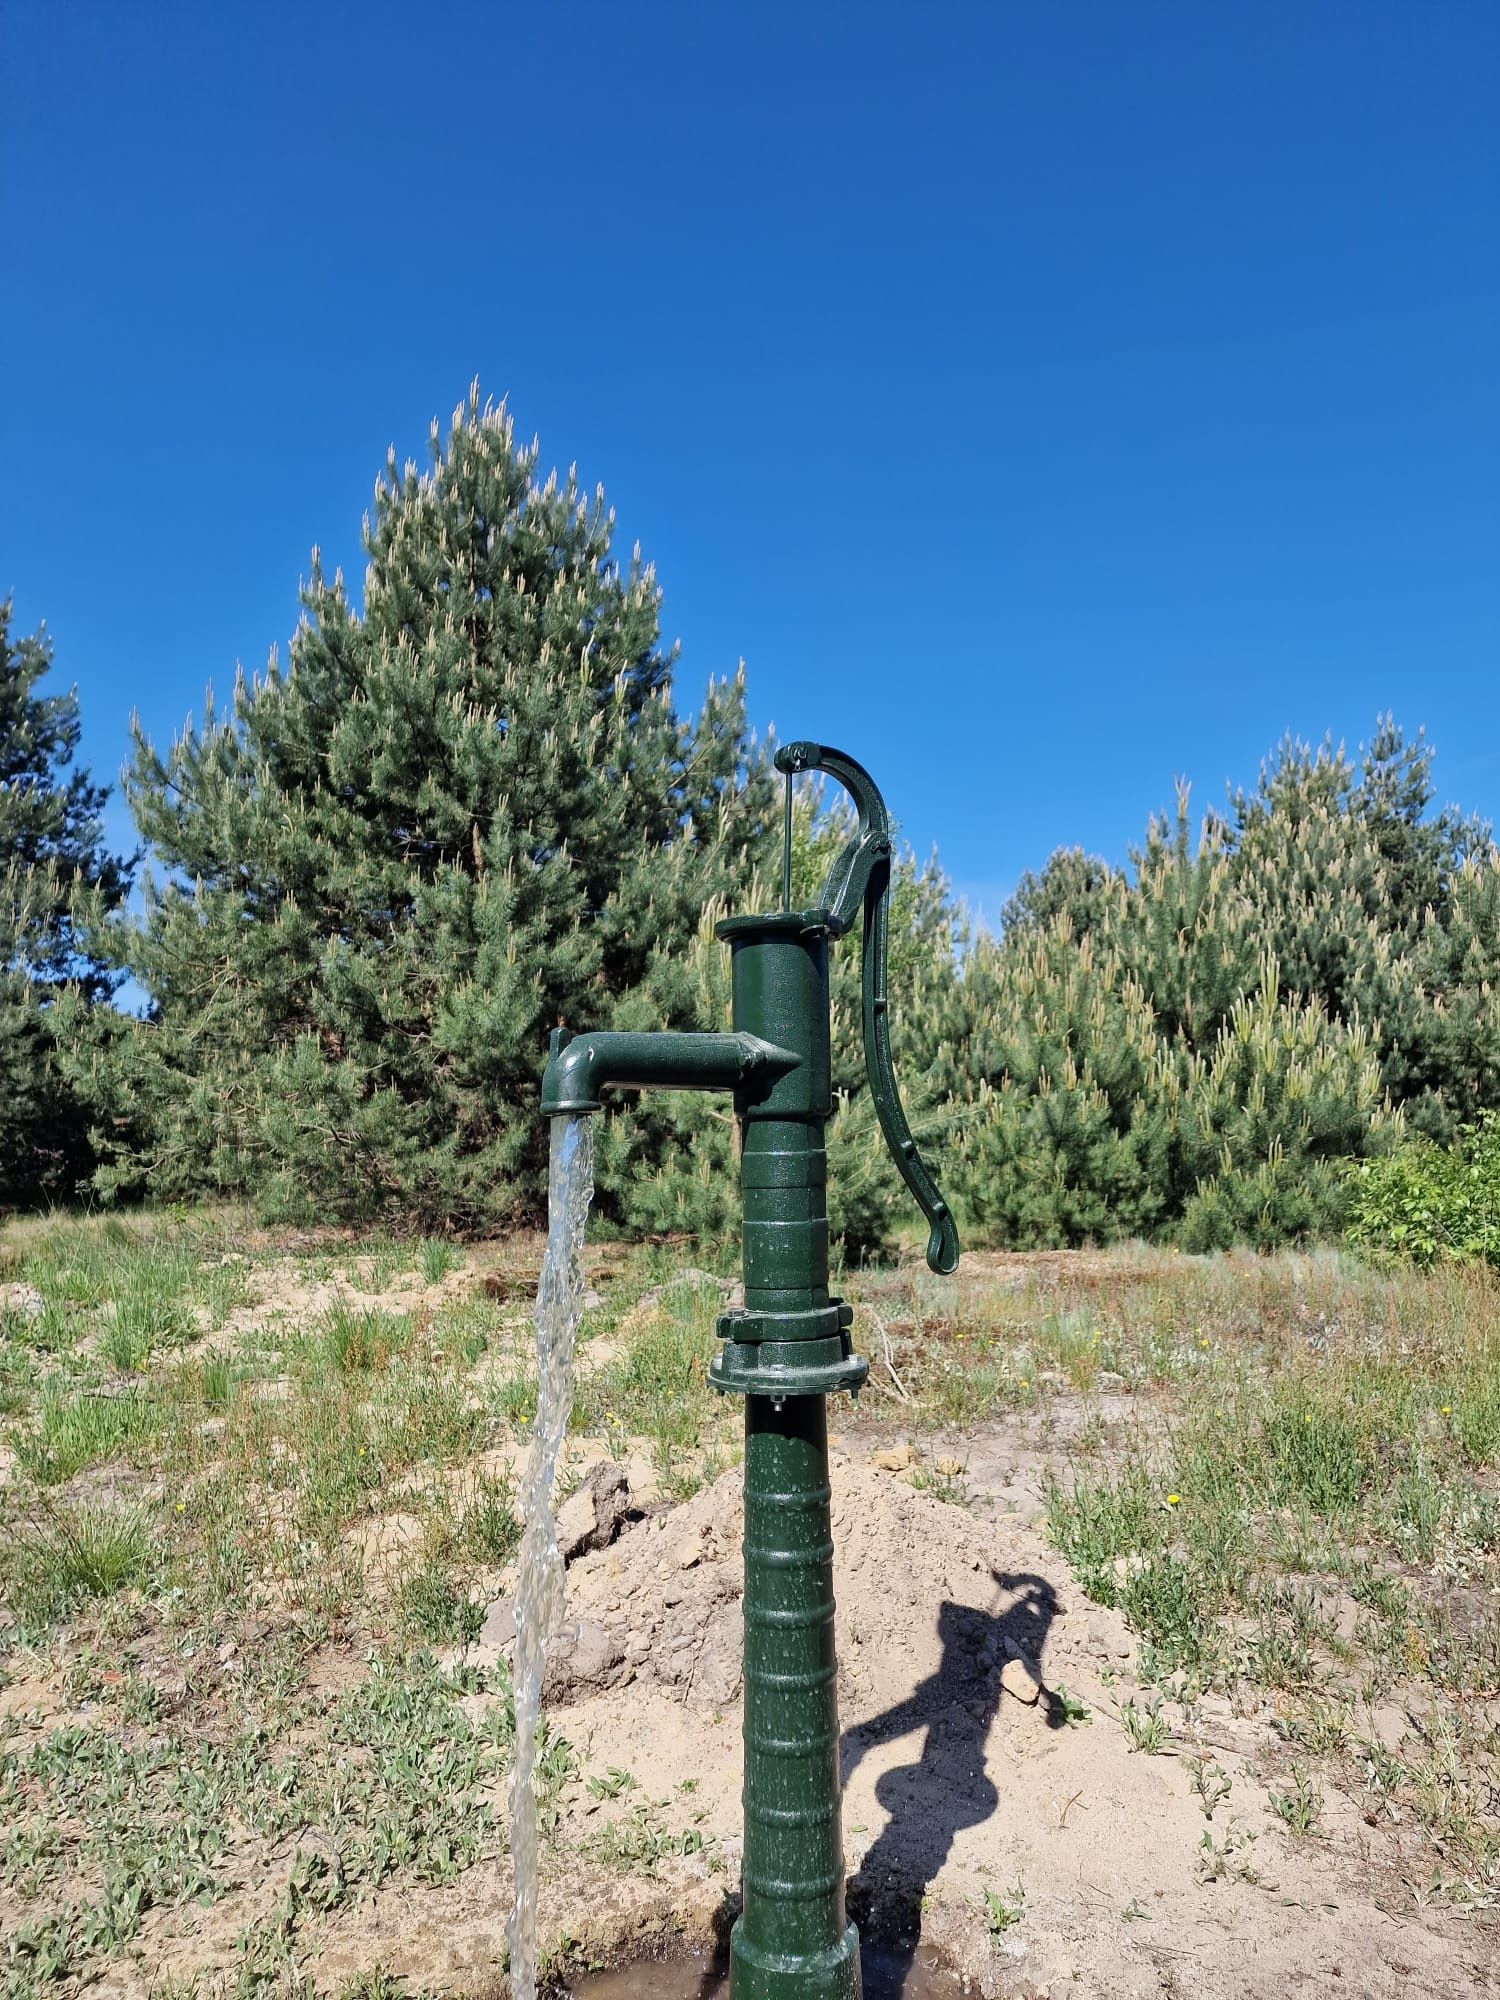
1000 1252 1500 1903
844 1242 1499 1906
585 1798 709 1875
396 1565 484 1645
8 1500 152 1622
21 1383 182 1489
1269 1764 1325 1837
418 1236 461 1284
0 1653 511 1989
0 1209 542 1992
2 1210 1498 1986
574 1264 735 1497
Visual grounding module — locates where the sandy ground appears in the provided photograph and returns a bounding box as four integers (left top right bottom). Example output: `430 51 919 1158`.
491 1443 1495 2000
206 1415 1490 2000
5 1227 1494 1997
37 1425 1495 2000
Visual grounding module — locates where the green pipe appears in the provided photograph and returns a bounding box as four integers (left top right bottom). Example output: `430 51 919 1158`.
736 1395 856 2000
712 914 859 2000
537 743 959 2000
540 1028 798 1116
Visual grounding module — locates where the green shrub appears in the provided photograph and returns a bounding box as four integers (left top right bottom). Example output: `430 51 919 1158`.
1346 1117 1500 1268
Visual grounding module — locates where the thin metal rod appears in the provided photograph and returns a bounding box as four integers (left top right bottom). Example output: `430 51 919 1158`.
782 770 793 910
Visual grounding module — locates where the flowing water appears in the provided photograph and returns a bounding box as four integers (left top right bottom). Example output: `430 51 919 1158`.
508 1113 596 2000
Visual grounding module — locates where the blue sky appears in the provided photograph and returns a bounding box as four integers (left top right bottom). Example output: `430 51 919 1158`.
2 1 1496 929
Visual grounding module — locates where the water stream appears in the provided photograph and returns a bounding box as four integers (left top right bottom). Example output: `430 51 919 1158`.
508 1113 596 2000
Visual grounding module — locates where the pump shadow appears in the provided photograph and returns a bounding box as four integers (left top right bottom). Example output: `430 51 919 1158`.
692 1892 736 2000
839 1570 1062 1975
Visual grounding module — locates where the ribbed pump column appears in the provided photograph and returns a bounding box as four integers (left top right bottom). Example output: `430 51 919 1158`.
736 1395 854 2000
741 1116 830 1313
710 911 862 2000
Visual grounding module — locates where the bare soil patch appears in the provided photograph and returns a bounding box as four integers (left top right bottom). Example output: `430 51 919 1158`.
501 1447 1492 1999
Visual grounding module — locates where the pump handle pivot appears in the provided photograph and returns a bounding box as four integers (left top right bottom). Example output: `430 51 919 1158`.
775 741 960 1276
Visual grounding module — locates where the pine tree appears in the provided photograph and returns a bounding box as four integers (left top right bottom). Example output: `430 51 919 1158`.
1000 847 1122 940
940 755 1406 1248
82 391 772 1228
947 919 1163 1246
1225 721 1496 1133
0 601 131 1205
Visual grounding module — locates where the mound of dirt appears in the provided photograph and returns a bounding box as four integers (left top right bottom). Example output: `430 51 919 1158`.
525 1449 1482 2000
555 1455 1103 1724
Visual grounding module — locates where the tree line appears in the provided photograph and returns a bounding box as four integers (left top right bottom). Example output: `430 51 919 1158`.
6 391 1498 1254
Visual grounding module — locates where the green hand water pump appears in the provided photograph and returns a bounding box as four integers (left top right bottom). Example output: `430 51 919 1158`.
541 743 959 2000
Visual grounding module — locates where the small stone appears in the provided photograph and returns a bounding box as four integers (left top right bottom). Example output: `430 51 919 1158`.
694 1603 743 1705
478 1599 516 1651
999 1657 1039 1706
556 1461 631 1562
999 1637 1043 1705
1370 1703 1407 1751
935 1456 963 1478
570 1618 619 1680
543 1616 621 1697
1086 1611 1131 1661
292 1827 343 1891
872 1443 915 1473
676 1520 712 1570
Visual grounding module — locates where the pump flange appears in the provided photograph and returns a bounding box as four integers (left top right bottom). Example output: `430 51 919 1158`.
710 1306 868 1399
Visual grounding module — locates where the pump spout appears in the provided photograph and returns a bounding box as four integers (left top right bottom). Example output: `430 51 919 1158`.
540 1027 800 1116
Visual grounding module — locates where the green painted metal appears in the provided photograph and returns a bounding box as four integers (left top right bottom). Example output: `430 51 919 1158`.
540 1027 799 1116
734 1393 857 2000
537 743 959 2000
774 743 959 1278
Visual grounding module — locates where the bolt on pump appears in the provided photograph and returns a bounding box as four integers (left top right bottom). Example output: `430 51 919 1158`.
541 742 959 2000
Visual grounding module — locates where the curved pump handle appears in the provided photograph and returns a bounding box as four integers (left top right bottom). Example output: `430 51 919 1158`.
774 741 960 1276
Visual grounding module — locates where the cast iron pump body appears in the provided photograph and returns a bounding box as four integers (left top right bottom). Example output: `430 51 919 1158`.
541 744 959 2000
